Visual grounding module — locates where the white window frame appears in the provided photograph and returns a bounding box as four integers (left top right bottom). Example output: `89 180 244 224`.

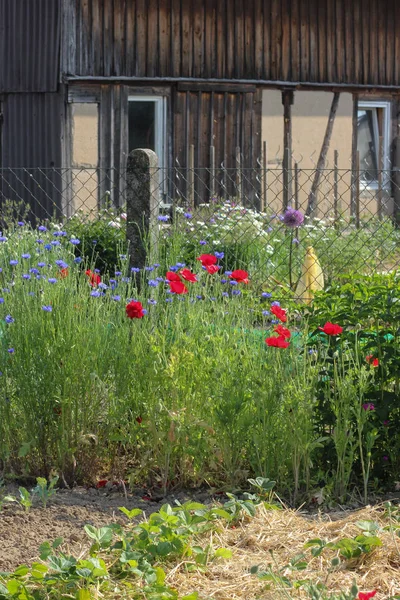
128 95 166 170
358 100 391 190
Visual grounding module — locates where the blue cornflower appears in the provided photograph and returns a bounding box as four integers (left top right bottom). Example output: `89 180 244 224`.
5 315 14 324
51 240 61 246
119 254 127 260
38 262 46 268
271 319 279 324
91 290 101 297
10 260 18 266
148 299 157 305
169 266 179 272
221 279 227 284
148 279 159 288
262 310 270 316
0 298 3 304
145 266 154 272
0 268 2 273
165 298 173 303
55 260 68 269
153 263 160 268
232 289 241 296
271 301 280 307
3 288 9 293
142 309 148 315
36 239 44 244
44 244 52 250
42 305 52 312
184 212 192 219
98 282 108 290
94 268 100 274
7 348 14 354
131 267 140 273
121 277 130 283
215 252 224 260
0 236 7 242
36 275 42 280
210 297 216 301
176 262 185 268
267 227 273 232
70 238 80 245
18 221 24 226
92 240 97 245
158 215 170 222
225 271 232 276
109 279 117 285
115 271 122 276
48 278 57 284
262 292 272 298
196 295 203 300
112 295 121 301
199 240 207 245
53 231 67 237
308 349 316 355
229 280 238 286
156 276 164 282
293 238 300 244
22 274 31 280
38 225 47 232
222 292 229 297
28 292 35 296
21 253 31 259
74 256 83 264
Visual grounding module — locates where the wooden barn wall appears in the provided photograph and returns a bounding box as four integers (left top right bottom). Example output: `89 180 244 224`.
65 0 400 86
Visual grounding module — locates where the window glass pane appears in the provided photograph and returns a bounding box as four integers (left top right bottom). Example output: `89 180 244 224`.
357 108 378 183
128 101 155 152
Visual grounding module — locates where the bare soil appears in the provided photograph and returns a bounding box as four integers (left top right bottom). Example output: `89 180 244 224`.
0 484 212 573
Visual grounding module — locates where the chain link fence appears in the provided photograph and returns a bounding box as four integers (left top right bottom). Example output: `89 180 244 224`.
1 163 400 296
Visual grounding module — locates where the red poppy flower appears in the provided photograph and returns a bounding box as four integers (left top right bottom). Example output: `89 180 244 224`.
205 265 220 274
96 480 108 489
126 300 145 319
265 335 290 348
59 268 69 279
358 592 377 600
169 281 188 294
318 322 343 336
180 269 197 282
196 254 217 266
270 305 287 323
366 355 379 367
85 269 101 287
166 271 182 282
274 325 291 339
229 269 249 284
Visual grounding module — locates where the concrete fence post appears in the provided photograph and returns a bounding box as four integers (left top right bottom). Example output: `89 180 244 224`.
126 149 160 271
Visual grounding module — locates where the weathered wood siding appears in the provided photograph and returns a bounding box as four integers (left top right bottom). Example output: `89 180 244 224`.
65 0 400 87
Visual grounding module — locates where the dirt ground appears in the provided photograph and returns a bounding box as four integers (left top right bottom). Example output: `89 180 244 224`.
0 484 212 573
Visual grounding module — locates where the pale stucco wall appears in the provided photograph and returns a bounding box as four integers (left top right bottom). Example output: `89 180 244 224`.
261 90 384 218
71 103 99 215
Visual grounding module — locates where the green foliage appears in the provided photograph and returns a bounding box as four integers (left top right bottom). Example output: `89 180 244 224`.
33 477 58 508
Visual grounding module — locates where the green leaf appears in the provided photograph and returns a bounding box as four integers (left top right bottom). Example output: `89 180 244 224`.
182 593 199 600
214 548 232 559
118 507 143 520
76 590 92 600
18 442 32 458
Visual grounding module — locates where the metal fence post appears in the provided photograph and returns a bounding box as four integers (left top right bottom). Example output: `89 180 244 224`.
126 149 160 271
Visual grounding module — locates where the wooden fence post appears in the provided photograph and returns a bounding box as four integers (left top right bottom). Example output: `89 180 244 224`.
126 149 160 271
236 146 242 203
262 140 268 211
210 145 216 199
333 149 339 226
355 150 360 229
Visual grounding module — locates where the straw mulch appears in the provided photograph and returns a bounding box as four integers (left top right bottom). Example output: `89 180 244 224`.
168 504 400 599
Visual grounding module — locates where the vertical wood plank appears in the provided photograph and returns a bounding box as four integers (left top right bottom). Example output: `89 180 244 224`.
234 0 244 78
181 0 192 76
299 0 309 81
378 0 386 86
125 0 135 75
170 0 181 76
281 0 291 81
204 0 216 78
192 2 203 77
335 0 344 82
394 0 400 85
270 0 282 80
317 0 327 82
326 0 334 82
290 0 300 82
369 0 378 84
263 0 271 78
136 0 147 76
254 0 264 78
225 0 235 78
216 0 226 78
159 0 170 77
343 0 353 83
102 0 114 76
361 0 369 84
146 0 159 77
244 0 255 78
353 0 361 84
309 0 317 81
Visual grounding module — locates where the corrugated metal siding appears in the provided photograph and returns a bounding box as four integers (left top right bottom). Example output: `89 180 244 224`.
1 93 64 220
0 0 61 92
66 0 400 86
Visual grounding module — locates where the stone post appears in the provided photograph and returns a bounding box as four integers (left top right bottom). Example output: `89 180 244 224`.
126 149 160 271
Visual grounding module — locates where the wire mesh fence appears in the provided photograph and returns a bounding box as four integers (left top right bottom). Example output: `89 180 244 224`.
1 164 400 298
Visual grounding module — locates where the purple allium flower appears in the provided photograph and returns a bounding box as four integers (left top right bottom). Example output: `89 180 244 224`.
262 292 272 298
232 289 241 296
48 278 57 284
215 252 224 260
148 279 159 288
0 236 7 242
70 238 80 245
112 295 121 301
362 403 375 411
7 348 14 354
5 315 14 324
271 300 281 307
41 305 52 312
199 240 207 245
262 310 270 316
38 225 47 232
282 208 304 228
91 290 101 297
38 262 46 268
184 212 192 219
158 215 170 222
74 256 83 264
22 274 31 280
131 267 140 273
148 299 157 305
10 260 18 266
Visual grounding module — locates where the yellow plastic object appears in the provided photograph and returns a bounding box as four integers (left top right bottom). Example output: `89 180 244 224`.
295 246 324 304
